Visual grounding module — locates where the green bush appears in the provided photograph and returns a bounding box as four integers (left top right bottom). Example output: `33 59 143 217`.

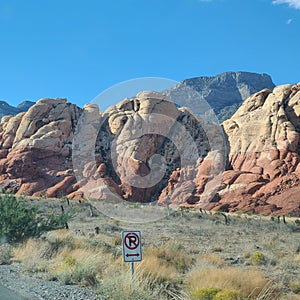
251 251 266 265
190 287 221 300
0 194 72 243
191 288 241 300
214 290 241 300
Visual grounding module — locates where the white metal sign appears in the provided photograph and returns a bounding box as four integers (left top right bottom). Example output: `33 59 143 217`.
122 230 142 262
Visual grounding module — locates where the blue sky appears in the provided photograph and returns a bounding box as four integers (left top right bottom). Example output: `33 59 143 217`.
0 0 299 109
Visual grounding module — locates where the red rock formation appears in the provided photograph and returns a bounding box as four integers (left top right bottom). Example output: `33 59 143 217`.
0 98 81 196
0 85 299 217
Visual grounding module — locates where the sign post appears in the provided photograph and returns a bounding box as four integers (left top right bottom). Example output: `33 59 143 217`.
122 231 142 280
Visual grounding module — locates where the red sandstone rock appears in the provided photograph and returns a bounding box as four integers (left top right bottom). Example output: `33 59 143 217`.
0 85 299 216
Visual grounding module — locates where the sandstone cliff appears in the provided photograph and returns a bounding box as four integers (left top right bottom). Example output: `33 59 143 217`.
0 84 299 216
159 83 300 216
0 98 81 197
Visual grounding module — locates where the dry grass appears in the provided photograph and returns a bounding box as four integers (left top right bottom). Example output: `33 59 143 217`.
196 253 227 267
13 238 49 272
48 247 109 286
186 265 276 299
0 243 13 264
137 252 178 283
282 295 300 300
6 198 300 299
13 230 112 286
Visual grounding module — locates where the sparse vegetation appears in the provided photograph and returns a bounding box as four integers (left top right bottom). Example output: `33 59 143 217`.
0 243 13 264
1 197 299 299
190 287 221 300
289 281 300 294
251 251 267 265
186 266 273 299
0 194 73 243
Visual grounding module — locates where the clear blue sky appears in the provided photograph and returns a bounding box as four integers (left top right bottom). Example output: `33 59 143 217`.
0 0 299 109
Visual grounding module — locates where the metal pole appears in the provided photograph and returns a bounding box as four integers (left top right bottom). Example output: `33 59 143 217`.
130 261 134 280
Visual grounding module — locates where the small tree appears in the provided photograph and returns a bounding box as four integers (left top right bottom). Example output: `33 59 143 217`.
0 194 73 244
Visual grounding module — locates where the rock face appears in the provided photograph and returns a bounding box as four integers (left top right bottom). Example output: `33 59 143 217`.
166 72 275 122
162 83 300 216
216 83 300 216
0 98 82 196
71 91 214 204
0 83 300 217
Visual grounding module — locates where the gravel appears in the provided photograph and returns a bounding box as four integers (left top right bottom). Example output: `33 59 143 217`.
0 264 101 300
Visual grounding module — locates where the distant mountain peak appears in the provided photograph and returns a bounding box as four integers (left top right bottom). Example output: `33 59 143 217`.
17 101 35 111
167 71 275 122
0 100 35 119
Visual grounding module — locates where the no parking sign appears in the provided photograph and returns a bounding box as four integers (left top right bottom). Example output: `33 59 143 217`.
121 231 142 262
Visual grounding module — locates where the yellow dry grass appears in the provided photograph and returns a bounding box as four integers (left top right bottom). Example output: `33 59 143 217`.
186 266 275 298
137 253 178 282
294 253 300 262
13 238 49 272
196 253 227 267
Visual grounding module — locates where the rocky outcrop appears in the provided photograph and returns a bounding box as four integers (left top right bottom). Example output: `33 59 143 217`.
0 98 82 196
72 91 214 204
213 83 300 215
201 83 300 216
159 83 300 216
0 83 299 217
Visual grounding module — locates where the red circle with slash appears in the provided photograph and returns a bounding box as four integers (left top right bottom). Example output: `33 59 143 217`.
124 232 140 250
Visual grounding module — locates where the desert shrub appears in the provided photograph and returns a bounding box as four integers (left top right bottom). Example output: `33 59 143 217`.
134 245 193 298
0 194 72 243
97 272 157 300
186 266 271 299
64 256 76 266
290 281 300 294
13 238 56 272
253 281 282 300
136 244 193 293
214 290 241 300
0 243 13 264
138 253 176 284
287 223 300 233
113 235 122 246
211 246 223 253
190 287 221 300
152 244 193 272
98 267 188 300
89 238 121 258
49 247 109 287
251 251 267 265
190 288 240 300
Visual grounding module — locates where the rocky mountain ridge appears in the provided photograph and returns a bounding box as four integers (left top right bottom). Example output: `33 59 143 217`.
0 72 274 123
0 100 35 119
0 83 299 216
166 72 275 121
